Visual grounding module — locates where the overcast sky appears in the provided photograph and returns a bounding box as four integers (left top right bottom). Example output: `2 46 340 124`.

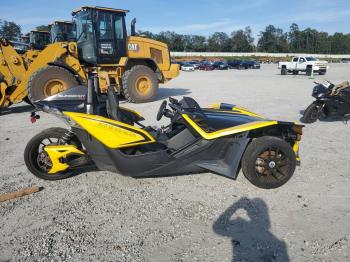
1 0 350 39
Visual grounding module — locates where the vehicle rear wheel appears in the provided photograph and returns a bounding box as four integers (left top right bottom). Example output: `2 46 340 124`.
242 136 296 189
122 65 158 103
303 103 322 123
27 66 79 103
306 67 312 76
24 127 82 180
281 68 287 75
319 71 326 75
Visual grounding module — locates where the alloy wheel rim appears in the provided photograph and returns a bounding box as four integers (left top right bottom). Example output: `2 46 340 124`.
255 147 290 181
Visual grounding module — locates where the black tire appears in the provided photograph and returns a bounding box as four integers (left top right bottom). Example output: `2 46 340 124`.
306 67 312 76
319 71 326 75
122 65 158 103
242 136 296 189
24 127 81 180
27 66 79 103
281 68 287 75
303 103 322 123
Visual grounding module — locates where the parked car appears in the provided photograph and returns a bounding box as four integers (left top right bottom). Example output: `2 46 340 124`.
199 62 214 71
242 60 261 69
213 61 229 70
173 61 185 67
181 63 195 72
227 60 243 69
278 56 328 75
188 61 200 70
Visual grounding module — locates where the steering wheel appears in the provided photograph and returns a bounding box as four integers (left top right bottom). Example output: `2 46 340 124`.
157 100 167 121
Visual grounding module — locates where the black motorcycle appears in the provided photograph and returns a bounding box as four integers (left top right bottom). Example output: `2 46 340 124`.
303 80 350 123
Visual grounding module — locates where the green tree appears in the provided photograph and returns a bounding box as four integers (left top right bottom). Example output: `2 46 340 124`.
231 26 254 52
154 31 185 51
207 32 231 52
0 20 21 40
257 25 288 52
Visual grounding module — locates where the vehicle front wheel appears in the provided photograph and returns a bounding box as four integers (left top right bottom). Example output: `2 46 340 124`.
122 65 159 103
24 127 82 180
303 103 322 123
242 136 296 189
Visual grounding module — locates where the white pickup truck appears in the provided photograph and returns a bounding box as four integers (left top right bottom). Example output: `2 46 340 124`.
278 56 328 75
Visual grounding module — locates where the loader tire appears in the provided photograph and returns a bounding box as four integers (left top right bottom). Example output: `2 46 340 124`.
122 65 158 103
27 66 79 103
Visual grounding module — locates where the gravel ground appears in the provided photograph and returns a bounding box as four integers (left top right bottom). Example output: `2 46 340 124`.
1 64 350 262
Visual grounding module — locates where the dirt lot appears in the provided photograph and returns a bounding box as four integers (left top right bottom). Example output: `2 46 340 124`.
1 64 349 262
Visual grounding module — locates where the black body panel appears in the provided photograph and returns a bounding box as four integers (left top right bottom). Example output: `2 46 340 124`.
73 127 248 178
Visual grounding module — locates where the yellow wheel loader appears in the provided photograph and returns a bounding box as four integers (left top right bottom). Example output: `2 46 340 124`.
0 6 179 109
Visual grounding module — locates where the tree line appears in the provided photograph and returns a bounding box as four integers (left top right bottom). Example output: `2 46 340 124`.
1 18 350 54
141 23 350 54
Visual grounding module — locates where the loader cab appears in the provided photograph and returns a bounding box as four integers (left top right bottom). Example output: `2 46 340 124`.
50 21 76 43
72 6 128 65
29 30 50 50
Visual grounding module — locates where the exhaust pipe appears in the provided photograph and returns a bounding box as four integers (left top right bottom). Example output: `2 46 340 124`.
86 77 94 114
131 18 136 36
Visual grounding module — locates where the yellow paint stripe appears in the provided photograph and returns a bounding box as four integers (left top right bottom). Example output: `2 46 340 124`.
208 103 221 109
232 106 264 118
119 106 143 119
182 114 278 140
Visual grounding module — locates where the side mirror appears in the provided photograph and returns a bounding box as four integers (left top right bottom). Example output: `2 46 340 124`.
131 18 136 36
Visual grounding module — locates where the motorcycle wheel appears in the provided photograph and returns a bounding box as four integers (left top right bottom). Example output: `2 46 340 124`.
303 103 321 123
24 127 82 180
242 136 296 189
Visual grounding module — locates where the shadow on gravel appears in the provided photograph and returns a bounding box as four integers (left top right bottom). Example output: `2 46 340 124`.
213 197 290 262
0 104 34 116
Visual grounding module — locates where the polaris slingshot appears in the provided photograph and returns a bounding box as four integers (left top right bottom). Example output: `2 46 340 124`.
25 78 303 189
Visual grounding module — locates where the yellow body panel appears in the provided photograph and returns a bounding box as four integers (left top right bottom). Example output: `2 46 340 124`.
127 36 171 72
293 141 300 161
44 145 84 174
162 64 180 80
182 114 278 140
64 112 155 148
